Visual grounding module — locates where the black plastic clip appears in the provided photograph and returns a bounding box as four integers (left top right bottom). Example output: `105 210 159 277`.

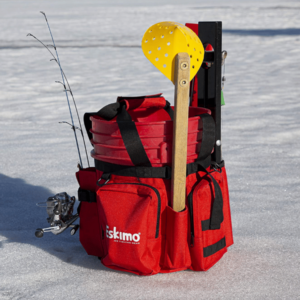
97 173 111 187
211 162 222 173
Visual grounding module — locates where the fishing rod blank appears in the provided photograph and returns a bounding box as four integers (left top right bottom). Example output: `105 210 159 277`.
27 23 90 167
40 11 83 168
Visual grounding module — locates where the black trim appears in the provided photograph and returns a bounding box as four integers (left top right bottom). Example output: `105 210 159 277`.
203 237 226 257
201 219 210 231
99 182 161 239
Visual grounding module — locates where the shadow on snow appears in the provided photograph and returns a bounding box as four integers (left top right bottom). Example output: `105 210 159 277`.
0 173 126 275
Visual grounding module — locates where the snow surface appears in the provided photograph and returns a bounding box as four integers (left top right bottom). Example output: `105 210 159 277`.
1 0 300 299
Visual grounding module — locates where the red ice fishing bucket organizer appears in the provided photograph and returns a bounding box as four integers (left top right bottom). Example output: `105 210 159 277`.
77 94 233 275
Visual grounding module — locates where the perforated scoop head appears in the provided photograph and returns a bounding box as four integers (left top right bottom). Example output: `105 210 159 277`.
142 22 204 84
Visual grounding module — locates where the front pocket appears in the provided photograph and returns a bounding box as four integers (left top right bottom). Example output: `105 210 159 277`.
188 174 227 271
97 180 161 275
162 205 191 272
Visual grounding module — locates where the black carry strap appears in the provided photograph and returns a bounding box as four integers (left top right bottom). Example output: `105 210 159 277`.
163 101 174 120
83 102 121 143
197 162 224 230
116 104 152 167
114 101 174 167
84 99 174 144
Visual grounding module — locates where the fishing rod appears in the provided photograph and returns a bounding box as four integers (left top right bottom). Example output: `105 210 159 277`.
27 12 90 168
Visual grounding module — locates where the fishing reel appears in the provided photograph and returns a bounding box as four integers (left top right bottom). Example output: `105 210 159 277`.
35 192 79 238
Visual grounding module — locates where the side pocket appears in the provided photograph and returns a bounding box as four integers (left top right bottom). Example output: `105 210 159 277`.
219 166 234 247
97 179 162 276
76 168 104 257
162 205 191 272
188 175 227 271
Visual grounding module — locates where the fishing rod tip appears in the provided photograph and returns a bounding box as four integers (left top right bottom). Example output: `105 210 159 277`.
40 11 48 21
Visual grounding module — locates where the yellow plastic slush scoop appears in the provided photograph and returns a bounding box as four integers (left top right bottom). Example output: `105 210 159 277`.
141 21 204 84
142 22 205 212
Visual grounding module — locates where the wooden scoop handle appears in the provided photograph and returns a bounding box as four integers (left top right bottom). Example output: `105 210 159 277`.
171 53 190 212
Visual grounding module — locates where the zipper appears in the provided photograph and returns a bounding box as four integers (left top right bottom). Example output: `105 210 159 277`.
188 190 195 247
99 182 161 239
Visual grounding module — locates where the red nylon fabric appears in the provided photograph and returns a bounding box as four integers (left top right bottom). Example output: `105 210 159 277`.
220 167 234 247
186 166 233 271
96 175 166 275
161 206 191 271
118 96 166 111
76 165 233 275
77 93 233 275
188 175 226 271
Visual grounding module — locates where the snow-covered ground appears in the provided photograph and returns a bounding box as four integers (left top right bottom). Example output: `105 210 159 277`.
1 0 300 299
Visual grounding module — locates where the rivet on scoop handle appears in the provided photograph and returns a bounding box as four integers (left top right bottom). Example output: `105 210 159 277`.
171 52 190 212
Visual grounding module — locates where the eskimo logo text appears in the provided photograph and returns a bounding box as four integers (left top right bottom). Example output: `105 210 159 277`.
106 225 141 244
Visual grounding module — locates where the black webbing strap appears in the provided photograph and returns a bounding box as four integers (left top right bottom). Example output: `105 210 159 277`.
84 112 95 142
203 237 226 257
84 102 122 143
78 188 97 203
164 101 174 120
186 156 211 175
95 159 171 179
83 99 174 145
117 93 163 101
197 113 215 161
197 163 224 230
186 113 215 175
116 104 152 167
